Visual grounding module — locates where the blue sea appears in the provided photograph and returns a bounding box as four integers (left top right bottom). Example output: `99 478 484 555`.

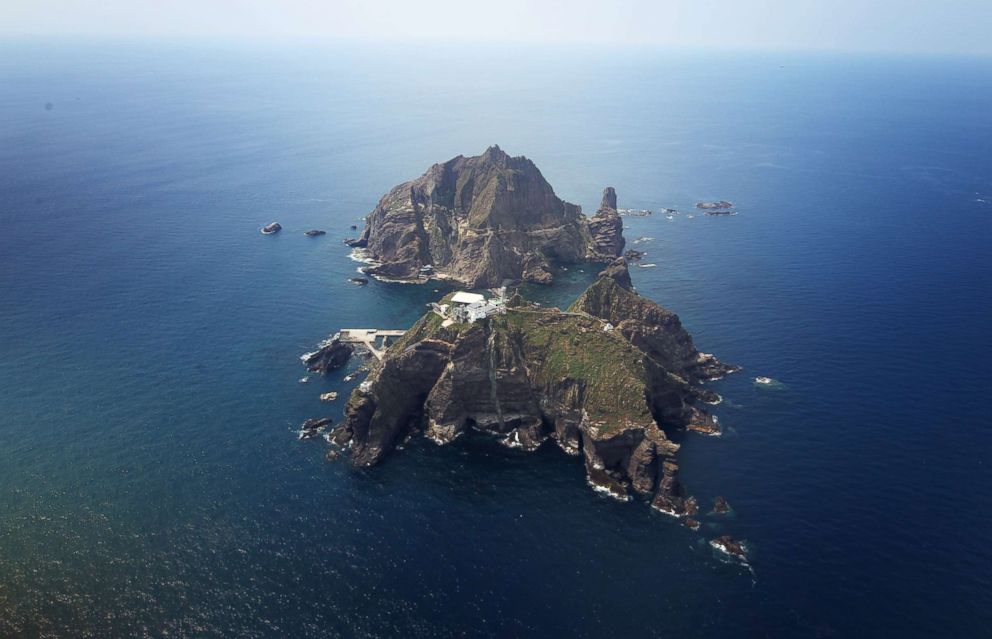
1 41 990 637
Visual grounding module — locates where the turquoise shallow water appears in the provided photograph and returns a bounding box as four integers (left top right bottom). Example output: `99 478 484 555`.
0 42 990 637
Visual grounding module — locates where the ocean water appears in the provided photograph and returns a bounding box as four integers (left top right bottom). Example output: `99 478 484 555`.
0 41 990 637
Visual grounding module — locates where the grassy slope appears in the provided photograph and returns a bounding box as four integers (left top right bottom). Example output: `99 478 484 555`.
383 297 654 435
495 309 652 432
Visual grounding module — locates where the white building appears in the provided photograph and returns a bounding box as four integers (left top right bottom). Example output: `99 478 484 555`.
448 291 506 323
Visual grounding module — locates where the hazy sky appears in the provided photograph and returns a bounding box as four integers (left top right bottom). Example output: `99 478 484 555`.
3 0 990 56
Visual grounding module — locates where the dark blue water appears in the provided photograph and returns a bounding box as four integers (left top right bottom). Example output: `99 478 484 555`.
1 41 990 637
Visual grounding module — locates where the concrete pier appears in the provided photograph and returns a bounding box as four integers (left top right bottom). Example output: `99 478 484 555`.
339 328 406 360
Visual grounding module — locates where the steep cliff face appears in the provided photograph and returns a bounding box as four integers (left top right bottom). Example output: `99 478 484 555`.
356 146 624 287
335 267 735 511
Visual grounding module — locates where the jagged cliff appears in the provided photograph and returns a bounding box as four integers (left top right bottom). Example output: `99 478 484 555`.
585 186 625 260
352 146 625 287
331 260 737 512
570 258 740 385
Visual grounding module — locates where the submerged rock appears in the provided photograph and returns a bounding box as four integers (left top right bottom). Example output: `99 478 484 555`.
710 535 747 562
301 337 354 374
304 229 326 237
348 277 369 286
300 416 333 439
712 495 731 514
328 424 352 447
686 407 722 436
618 208 652 217
301 417 333 430
354 146 624 287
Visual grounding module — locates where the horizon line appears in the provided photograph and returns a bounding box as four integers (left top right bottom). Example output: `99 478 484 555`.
1 33 990 60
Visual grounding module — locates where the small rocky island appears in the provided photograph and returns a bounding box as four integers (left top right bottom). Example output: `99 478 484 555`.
325 259 738 514
348 146 624 287
695 201 733 210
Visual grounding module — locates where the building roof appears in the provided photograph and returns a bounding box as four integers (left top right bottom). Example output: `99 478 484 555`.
450 291 485 304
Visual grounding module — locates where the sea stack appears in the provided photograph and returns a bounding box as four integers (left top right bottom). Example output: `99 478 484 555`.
585 187 625 259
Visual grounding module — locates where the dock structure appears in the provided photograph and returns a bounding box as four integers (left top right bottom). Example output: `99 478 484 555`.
339 328 406 361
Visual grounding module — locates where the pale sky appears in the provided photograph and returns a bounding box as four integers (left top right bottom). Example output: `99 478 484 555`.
2 0 990 56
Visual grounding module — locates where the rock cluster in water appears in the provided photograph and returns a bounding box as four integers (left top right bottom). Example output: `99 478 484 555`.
301 336 354 374
695 201 733 210
350 146 624 287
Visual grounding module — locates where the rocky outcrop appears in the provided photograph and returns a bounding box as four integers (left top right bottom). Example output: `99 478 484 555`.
260 222 282 235
299 417 333 440
570 258 739 383
301 417 333 430
710 535 748 562
333 266 736 512
585 187 625 260
301 336 354 374
696 201 733 210
355 146 624 287
712 495 731 514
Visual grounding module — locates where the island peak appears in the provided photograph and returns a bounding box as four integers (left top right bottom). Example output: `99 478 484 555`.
353 148 626 287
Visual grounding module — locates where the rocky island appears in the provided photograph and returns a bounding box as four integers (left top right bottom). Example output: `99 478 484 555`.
325 258 738 514
348 146 624 287
301 335 354 374
695 201 733 210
